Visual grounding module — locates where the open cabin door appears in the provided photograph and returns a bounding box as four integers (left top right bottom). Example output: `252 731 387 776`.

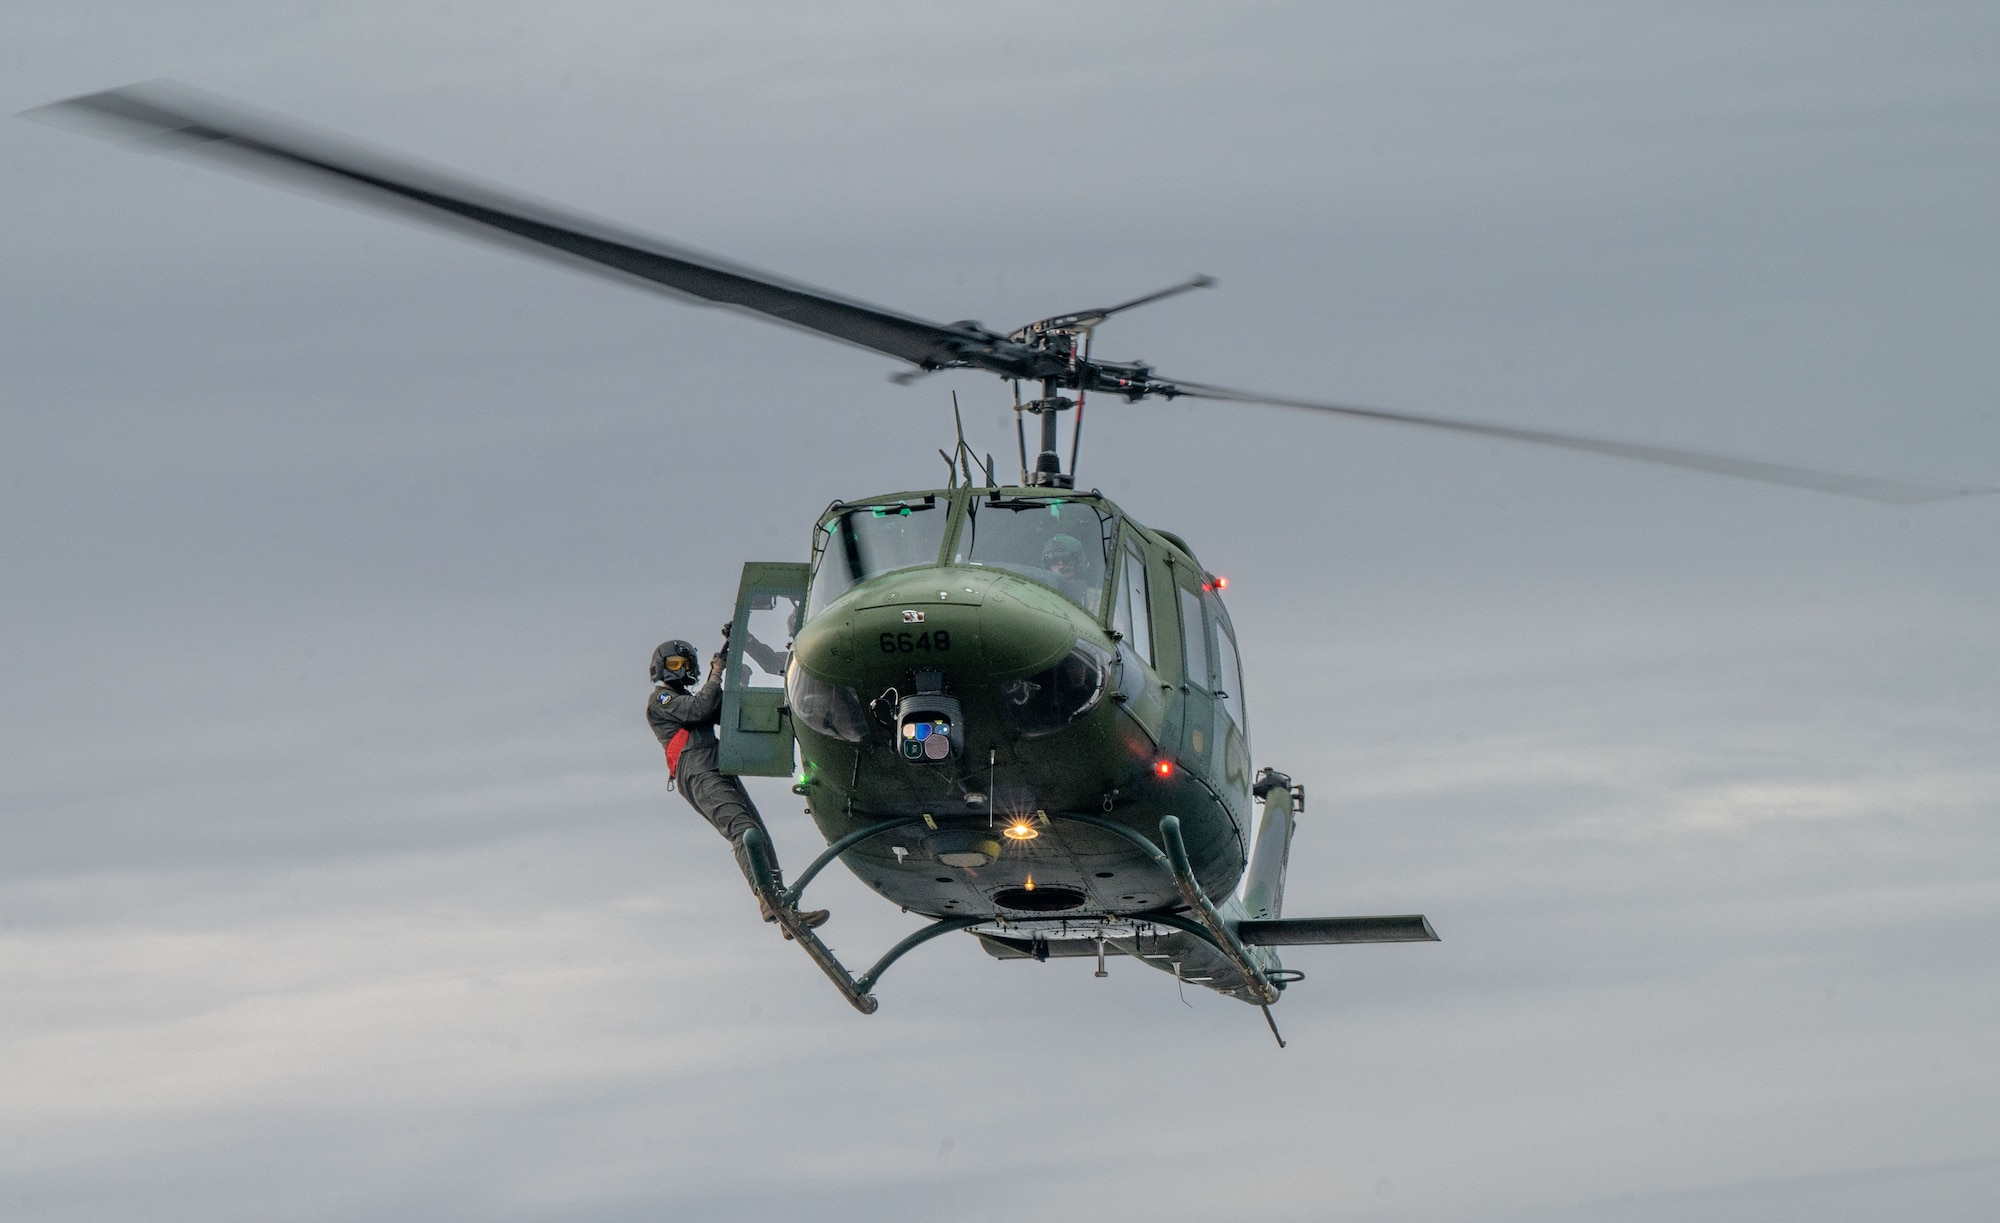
718 561 810 777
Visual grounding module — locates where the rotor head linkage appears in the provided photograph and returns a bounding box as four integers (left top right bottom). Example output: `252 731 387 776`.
1000 282 1212 486
1019 383 1076 488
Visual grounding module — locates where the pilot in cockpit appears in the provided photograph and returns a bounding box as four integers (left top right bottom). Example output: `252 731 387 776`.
1041 534 1099 613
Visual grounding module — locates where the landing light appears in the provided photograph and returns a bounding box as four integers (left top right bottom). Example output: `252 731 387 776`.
1003 821 1039 841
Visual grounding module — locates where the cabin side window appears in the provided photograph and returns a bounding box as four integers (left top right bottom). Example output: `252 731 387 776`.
1177 584 1213 691
806 501 948 620
1113 538 1154 668
1211 597 1246 734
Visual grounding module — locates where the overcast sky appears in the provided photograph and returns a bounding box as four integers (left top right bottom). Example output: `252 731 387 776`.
3 4 1997 1221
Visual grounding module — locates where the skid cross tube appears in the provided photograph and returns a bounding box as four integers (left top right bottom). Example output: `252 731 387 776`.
782 816 918 909
1054 812 1279 1005
856 916 985 994
1053 810 1177 869
742 828 981 1015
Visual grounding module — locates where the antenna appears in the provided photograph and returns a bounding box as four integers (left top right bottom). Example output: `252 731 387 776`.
951 392 974 486
1261 1004 1287 1048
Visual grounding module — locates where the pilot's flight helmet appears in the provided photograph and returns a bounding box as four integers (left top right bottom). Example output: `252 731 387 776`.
1042 534 1083 571
651 639 700 686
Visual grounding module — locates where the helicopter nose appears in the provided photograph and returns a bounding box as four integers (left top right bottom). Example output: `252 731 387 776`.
790 567 1083 693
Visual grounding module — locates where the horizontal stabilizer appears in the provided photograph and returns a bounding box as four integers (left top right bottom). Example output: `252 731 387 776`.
1236 915 1438 945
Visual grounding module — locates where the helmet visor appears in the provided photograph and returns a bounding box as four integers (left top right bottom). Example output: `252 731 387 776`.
661 654 694 674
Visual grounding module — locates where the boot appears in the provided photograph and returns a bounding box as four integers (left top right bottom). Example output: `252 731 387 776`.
758 893 830 938
733 832 828 937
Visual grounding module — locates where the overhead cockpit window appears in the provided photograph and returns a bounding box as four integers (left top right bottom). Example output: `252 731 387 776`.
807 501 947 619
955 498 1114 615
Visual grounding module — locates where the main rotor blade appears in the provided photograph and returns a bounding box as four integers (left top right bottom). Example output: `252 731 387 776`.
28 81 991 370
1163 380 1993 505
1093 274 1217 321
1024 275 1216 334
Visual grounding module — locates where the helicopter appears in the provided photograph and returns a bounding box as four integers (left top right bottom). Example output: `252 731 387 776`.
31 83 1992 1038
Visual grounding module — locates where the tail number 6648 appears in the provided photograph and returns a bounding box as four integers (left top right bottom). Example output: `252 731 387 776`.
880 631 951 654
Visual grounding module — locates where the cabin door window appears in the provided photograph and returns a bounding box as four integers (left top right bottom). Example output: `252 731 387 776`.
1178 584 1213 690
1113 536 1154 670
1210 606 1252 794
1211 599 1246 736
720 561 810 777
1176 578 1216 772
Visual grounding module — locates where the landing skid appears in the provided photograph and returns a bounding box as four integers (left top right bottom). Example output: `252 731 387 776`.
740 827 979 1014
1059 813 1282 1006
741 813 1286 1014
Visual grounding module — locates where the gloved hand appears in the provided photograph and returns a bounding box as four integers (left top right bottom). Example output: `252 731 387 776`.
707 652 726 684
719 620 733 640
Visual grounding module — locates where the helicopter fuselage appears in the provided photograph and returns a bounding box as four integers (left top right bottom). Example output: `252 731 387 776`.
723 486 1256 931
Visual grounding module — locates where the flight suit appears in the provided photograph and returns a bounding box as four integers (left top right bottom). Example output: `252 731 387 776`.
647 674 777 892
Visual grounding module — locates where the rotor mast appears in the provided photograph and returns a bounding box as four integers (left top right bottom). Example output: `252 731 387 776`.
1009 275 1211 488
1015 379 1075 488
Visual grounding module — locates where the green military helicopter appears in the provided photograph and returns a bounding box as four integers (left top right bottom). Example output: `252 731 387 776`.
35 83 1989 1038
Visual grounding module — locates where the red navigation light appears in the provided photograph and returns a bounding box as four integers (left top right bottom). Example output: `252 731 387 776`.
1154 759 1175 778
1214 575 1228 590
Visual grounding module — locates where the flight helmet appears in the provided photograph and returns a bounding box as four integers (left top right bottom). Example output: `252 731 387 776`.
651 639 700 686
1042 534 1083 576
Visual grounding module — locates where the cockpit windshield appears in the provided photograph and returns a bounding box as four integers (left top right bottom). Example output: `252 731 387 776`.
954 497 1114 615
806 500 947 619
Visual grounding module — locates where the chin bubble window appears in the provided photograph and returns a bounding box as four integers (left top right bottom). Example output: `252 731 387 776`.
1001 640 1112 736
784 657 868 742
